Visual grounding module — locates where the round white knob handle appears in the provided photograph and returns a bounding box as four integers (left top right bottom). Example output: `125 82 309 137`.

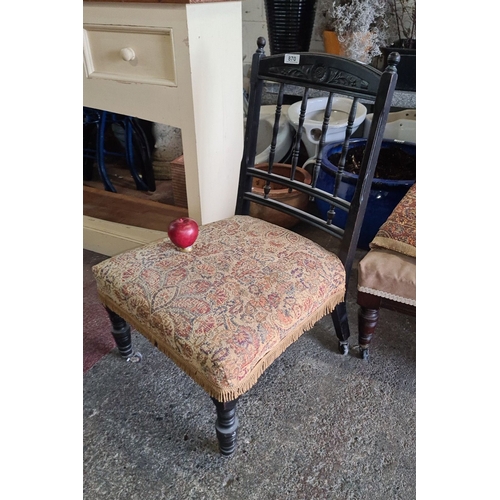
120 48 136 62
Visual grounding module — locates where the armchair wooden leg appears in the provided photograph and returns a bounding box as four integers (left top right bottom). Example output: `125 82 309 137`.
357 292 382 360
105 307 142 362
212 398 239 456
358 307 380 359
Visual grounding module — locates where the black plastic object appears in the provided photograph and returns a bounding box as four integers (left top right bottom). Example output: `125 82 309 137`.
263 0 318 54
380 41 415 91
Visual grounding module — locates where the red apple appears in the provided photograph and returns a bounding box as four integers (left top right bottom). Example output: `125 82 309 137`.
167 217 199 252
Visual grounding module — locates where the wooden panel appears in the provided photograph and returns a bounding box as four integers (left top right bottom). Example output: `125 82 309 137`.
84 216 169 256
83 24 176 86
83 1 243 225
83 186 188 232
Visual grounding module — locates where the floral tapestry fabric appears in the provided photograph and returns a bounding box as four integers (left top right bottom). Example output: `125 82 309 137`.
93 215 346 401
370 183 416 257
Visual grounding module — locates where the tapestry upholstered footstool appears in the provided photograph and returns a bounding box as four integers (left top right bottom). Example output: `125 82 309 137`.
92 215 347 455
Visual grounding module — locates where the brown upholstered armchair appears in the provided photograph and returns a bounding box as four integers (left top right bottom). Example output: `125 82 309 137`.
357 183 416 359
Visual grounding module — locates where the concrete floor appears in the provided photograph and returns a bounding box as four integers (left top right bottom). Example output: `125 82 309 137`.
83 222 416 500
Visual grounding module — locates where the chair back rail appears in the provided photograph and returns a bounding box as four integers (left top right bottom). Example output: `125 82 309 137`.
236 37 399 284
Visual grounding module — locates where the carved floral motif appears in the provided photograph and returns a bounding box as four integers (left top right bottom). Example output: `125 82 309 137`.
268 64 368 89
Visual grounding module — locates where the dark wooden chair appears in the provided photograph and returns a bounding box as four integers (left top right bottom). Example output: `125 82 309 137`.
357 183 416 359
92 38 400 456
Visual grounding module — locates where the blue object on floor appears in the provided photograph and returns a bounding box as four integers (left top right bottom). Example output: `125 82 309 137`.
315 138 416 249
83 107 155 192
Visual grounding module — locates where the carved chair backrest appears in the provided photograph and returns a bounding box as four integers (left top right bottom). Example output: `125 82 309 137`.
236 37 400 284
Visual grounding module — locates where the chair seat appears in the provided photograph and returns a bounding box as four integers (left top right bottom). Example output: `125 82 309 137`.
93 215 346 402
357 248 416 306
357 182 416 306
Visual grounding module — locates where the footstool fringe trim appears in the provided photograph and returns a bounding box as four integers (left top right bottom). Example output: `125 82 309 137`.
98 289 345 402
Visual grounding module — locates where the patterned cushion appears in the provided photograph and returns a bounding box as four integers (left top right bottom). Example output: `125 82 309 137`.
93 215 346 402
370 183 416 257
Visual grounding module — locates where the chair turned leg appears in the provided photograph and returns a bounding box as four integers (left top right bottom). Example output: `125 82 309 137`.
105 307 142 363
211 398 239 456
358 307 380 359
331 302 350 355
357 292 381 360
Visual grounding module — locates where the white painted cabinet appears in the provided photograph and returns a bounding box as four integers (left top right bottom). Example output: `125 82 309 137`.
83 1 243 254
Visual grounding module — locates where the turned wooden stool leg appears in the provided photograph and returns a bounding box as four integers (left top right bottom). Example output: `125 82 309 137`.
331 302 350 355
357 292 382 360
358 307 380 359
105 307 142 362
211 398 239 456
